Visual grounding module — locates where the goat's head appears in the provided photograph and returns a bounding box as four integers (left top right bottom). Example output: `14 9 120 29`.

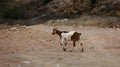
52 28 57 35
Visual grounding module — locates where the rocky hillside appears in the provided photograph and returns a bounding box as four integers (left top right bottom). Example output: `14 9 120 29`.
0 0 120 27
46 0 120 18
0 0 120 20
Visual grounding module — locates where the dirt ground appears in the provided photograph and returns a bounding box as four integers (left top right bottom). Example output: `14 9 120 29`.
0 24 120 67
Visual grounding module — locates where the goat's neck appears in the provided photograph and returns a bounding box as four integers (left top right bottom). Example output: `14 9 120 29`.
56 30 62 37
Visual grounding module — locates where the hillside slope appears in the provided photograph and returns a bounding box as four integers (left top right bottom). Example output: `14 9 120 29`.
0 0 120 19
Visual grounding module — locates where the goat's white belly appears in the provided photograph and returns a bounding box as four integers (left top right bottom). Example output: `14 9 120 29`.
61 31 75 40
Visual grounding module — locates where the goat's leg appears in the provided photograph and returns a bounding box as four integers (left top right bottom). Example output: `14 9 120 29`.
64 38 67 46
60 40 63 46
78 40 84 52
70 41 76 52
63 39 67 51
78 39 84 52
61 38 67 51
61 43 66 51
80 43 84 52
60 38 64 46
73 41 76 47
63 46 66 51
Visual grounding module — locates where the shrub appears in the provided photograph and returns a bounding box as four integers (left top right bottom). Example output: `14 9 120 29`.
0 1 32 19
1 7 27 19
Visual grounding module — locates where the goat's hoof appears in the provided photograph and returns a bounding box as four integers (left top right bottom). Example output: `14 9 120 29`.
80 43 83 46
81 48 84 52
63 48 66 51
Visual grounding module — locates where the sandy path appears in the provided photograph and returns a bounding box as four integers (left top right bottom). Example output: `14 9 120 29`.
0 24 120 67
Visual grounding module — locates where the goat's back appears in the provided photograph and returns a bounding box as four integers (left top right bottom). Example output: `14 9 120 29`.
61 31 75 40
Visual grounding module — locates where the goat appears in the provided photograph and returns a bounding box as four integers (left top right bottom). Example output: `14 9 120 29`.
52 28 83 52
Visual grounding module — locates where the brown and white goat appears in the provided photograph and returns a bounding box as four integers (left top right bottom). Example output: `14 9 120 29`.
52 28 83 52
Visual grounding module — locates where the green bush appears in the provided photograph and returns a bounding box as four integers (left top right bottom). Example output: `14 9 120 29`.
0 1 29 19
1 7 27 19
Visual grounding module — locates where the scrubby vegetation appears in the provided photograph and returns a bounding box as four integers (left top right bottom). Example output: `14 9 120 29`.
0 0 120 27
0 0 37 19
0 0 119 19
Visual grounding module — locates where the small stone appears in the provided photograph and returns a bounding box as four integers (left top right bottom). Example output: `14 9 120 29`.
22 61 30 64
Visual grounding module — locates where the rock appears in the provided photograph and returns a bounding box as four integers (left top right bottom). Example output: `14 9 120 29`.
9 27 17 31
22 61 30 64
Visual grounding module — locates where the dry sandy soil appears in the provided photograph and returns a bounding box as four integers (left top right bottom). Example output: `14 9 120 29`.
0 24 120 67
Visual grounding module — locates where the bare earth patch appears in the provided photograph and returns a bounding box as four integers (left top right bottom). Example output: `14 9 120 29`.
0 24 120 67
